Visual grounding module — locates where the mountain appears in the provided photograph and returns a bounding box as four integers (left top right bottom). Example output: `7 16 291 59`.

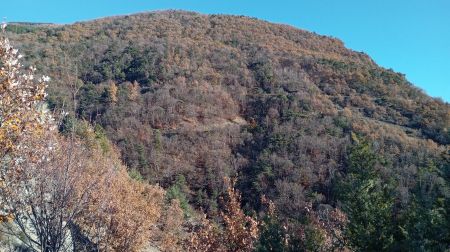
6 11 449 250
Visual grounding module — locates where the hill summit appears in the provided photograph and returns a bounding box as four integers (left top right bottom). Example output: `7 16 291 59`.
6 11 449 250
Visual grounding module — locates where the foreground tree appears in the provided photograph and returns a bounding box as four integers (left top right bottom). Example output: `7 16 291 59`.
189 178 259 252
0 33 167 252
336 134 396 251
0 30 50 164
1 132 104 251
256 198 348 252
336 134 450 251
75 135 165 251
397 158 450 251
0 32 72 251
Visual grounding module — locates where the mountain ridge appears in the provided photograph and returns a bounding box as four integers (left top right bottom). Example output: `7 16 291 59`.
7 10 446 102
4 11 449 250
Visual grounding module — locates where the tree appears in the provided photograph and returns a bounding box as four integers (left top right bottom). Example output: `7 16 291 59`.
255 199 287 252
336 134 396 251
0 33 75 251
155 199 187 252
256 198 347 252
127 81 140 101
107 80 118 104
0 34 167 252
189 178 259 252
166 174 192 218
0 34 50 162
0 132 108 252
397 159 450 251
76 150 165 252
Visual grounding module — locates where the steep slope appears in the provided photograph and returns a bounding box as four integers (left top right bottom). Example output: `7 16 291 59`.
6 11 449 240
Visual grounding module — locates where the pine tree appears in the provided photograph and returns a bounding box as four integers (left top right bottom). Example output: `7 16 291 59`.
337 134 396 251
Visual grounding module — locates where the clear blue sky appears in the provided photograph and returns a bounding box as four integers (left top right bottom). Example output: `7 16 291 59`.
2 0 449 102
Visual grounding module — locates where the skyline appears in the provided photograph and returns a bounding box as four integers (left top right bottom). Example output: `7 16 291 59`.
2 0 449 102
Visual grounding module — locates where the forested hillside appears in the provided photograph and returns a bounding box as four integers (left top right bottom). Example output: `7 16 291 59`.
3 11 450 251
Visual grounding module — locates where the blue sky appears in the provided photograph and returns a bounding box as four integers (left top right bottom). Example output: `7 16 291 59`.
2 0 449 102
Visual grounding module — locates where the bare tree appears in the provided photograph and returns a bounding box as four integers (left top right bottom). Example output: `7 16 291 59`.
0 133 107 252
0 33 166 252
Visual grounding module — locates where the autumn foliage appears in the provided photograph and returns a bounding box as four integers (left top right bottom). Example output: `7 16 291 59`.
0 33 170 252
0 36 50 160
75 139 165 251
1 11 449 251
189 178 259 252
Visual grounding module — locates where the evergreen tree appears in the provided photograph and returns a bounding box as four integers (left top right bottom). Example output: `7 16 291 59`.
398 159 450 251
337 134 396 251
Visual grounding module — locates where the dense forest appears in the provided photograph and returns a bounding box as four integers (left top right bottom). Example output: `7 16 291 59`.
1 11 449 251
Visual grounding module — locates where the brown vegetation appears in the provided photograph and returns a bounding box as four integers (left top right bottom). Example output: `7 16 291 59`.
3 11 449 250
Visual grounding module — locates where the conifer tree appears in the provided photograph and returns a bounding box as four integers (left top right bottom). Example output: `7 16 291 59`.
337 134 395 251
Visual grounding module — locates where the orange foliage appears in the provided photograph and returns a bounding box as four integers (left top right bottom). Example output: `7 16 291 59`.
188 178 259 252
